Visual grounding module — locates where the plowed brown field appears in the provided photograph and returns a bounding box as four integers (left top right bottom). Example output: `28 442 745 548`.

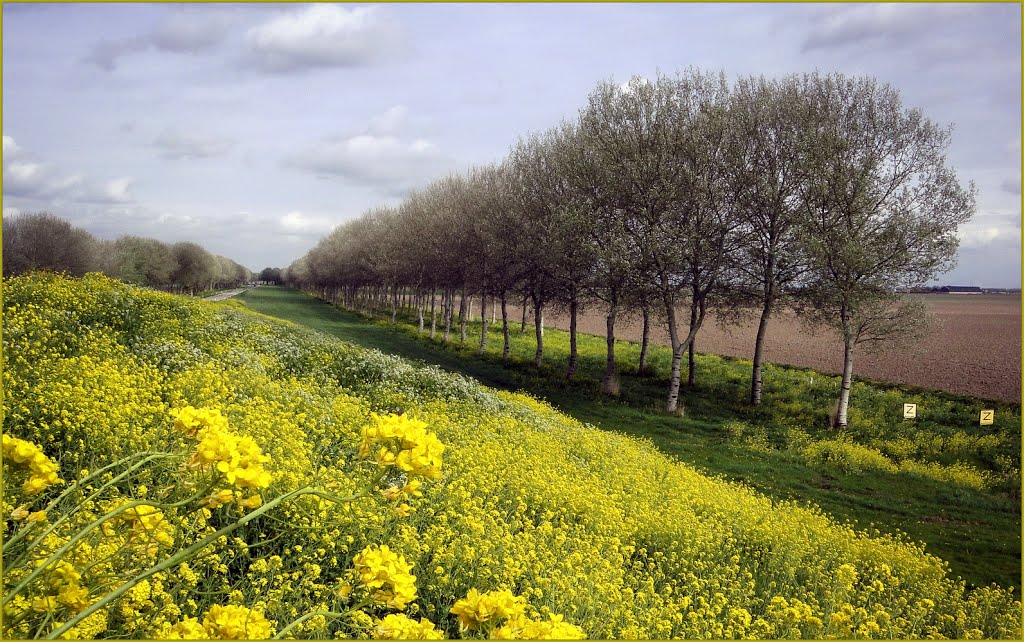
530 294 1021 403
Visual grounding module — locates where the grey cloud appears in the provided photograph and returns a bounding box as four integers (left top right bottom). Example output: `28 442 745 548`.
2 138 134 205
242 4 402 73
76 178 136 205
801 4 971 52
285 133 452 194
152 12 231 53
1000 178 1021 195
153 129 233 160
84 36 149 71
2 160 82 199
86 10 231 70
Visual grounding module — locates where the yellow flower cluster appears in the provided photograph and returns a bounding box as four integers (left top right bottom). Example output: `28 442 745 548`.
352 544 418 610
172 405 272 503
171 405 227 437
115 504 176 554
358 413 444 479
2 434 62 495
36 561 90 614
449 588 525 631
373 613 445 640
159 604 275 639
492 613 587 640
448 589 585 639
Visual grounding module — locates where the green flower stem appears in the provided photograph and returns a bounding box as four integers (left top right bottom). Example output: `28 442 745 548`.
44 485 367 640
272 608 358 639
2 605 35 635
5 453 174 556
4 482 213 609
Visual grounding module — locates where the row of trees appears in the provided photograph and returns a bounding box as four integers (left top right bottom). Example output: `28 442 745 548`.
287 70 975 427
2 213 253 294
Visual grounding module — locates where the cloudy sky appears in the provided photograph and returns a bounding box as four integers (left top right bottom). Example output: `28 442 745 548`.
3 3 1021 286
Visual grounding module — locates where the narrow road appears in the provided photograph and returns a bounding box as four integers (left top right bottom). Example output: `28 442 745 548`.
204 288 249 301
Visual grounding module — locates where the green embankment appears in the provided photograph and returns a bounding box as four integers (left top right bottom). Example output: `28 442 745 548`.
4 274 1020 638
238 286 1022 593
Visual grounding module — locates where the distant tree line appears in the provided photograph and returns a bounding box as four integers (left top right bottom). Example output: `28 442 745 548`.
285 70 974 426
2 212 252 294
257 267 284 284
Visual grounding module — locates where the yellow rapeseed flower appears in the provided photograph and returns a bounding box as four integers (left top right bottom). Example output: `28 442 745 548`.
449 589 525 632
352 544 418 610
202 604 275 639
372 613 445 640
358 414 444 480
2 434 62 495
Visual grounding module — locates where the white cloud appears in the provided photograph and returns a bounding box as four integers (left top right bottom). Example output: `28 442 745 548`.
6 161 43 184
1 140 134 205
278 210 335 235
956 224 1017 249
153 129 233 160
244 5 400 73
368 105 408 135
1000 177 1021 195
618 76 651 94
3 135 21 156
2 159 82 199
286 132 450 194
103 178 134 203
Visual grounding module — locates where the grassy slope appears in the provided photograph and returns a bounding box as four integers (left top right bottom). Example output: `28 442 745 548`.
237 286 1021 592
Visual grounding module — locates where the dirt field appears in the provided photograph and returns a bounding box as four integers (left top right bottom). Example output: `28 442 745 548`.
520 294 1021 403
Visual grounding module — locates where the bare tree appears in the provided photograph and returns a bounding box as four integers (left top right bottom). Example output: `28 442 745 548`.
170 242 210 293
507 134 562 368
536 123 598 380
797 73 975 427
579 75 687 400
2 212 99 276
583 71 734 414
109 235 176 288
725 75 813 405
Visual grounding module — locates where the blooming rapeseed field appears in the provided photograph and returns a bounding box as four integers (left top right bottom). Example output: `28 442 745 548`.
2 273 1020 639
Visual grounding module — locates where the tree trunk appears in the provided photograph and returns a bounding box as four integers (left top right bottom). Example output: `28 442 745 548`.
602 296 618 395
430 287 437 339
687 300 698 386
688 339 696 386
532 294 544 368
390 286 397 323
665 297 685 414
479 290 489 354
417 290 424 332
835 333 855 428
443 289 452 342
750 298 773 406
458 288 467 344
520 295 528 333
491 297 496 324
500 291 510 360
566 292 579 380
638 305 651 374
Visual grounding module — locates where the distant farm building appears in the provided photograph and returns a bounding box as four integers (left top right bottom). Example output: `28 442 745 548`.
938 286 983 294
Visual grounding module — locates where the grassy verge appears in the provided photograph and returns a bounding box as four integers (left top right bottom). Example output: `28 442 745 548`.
236 286 1021 592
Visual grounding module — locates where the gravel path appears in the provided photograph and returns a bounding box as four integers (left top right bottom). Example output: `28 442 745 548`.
204 288 248 302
